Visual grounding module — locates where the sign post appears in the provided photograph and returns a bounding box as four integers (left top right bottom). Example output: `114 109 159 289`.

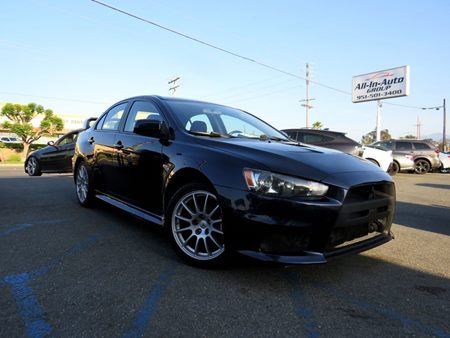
352 66 410 141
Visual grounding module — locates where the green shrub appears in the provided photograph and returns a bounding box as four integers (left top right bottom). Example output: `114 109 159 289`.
7 153 22 162
1 143 47 151
0 142 5 149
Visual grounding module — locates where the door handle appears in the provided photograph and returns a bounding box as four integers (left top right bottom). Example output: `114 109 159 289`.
88 137 95 144
114 141 124 150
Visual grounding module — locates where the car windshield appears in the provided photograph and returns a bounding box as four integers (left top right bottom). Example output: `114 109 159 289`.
166 100 289 140
370 143 390 151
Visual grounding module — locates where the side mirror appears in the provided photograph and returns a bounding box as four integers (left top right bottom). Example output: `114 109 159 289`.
83 117 97 129
47 141 55 146
133 120 170 140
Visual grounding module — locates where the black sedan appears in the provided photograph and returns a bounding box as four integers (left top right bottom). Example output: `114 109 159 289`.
73 96 395 268
25 129 82 176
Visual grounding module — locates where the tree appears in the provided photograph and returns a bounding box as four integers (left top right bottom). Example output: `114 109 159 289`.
401 134 416 139
312 121 323 129
1 103 64 159
361 128 391 144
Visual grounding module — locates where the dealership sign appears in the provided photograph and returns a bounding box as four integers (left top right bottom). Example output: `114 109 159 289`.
352 65 410 103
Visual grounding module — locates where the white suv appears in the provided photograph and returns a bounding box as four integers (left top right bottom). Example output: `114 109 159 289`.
360 145 393 173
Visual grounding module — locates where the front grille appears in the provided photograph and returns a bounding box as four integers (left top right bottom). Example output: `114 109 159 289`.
327 182 395 249
260 233 311 254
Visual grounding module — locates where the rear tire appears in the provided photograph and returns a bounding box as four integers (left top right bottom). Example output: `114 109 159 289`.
166 183 228 268
75 162 95 207
26 157 42 176
414 159 430 175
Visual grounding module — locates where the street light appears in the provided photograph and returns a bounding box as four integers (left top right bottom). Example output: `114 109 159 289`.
421 99 447 151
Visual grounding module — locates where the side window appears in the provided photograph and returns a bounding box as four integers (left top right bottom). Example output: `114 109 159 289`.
377 141 393 150
303 134 325 144
285 131 298 141
124 101 162 133
186 114 213 133
414 142 431 150
101 103 127 131
95 114 106 130
57 133 76 146
396 141 412 151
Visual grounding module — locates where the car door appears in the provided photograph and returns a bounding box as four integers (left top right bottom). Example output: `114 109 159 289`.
90 102 128 194
114 100 166 215
42 132 78 172
394 141 413 157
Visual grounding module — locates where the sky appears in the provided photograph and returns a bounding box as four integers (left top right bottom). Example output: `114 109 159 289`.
1 0 449 141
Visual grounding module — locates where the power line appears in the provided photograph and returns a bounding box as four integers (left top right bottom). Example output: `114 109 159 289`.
91 1 438 112
90 0 350 96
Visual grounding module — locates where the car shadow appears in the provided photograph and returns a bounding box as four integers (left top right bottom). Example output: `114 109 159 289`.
394 201 450 236
416 183 450 190
174 249 450 337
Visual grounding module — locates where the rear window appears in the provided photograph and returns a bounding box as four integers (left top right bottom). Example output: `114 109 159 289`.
395 141 412 151
299 133 333 144
413 142 432 150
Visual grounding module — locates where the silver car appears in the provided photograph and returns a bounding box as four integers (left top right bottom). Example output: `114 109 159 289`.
373 139 440 174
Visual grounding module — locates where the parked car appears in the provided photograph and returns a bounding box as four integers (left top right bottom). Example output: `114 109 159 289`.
391 153 415 174
282 128 360 155
359 145 393 173
372 139 441 174
282 128 393 173
0 136 20 143
439 151 450 172
24 129 82 176
73 96 395 268
369 143 415 174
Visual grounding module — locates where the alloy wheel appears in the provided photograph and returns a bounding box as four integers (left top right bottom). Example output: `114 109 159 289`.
26 158 37 176
171 190 225 261
76 164 89 203
414 160 430 174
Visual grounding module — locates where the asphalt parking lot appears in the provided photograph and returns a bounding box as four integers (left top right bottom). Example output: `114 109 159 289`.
0 166 449 338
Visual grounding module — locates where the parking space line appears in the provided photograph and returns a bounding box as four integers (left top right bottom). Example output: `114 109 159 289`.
29 233 102 279
3 273 53 338
1 231 106 337
285 271 320 338
0 223 33 237
0 219 66 237
122 266 176 338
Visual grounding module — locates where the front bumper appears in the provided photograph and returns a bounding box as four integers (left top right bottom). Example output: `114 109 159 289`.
239 231 393 264
216 179 395 265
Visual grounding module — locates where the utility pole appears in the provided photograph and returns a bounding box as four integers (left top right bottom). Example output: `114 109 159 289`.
168 76 180 95
421 99 447 151
299 63 314 128
376 100 382 141
414 116 422 139
443 98 447 151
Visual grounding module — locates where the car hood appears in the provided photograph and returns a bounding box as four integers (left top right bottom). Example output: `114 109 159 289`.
197 137 385 182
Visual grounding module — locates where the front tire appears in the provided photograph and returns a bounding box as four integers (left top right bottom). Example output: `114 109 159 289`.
414 159 430 175
75 162 95 207
26 157 42 176
166 183 227 268
388 161 399 176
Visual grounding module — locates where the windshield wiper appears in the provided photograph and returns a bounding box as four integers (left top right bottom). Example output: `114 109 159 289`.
188 130 223 137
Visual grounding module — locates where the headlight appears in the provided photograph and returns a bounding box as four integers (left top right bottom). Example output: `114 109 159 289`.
243 168 328 198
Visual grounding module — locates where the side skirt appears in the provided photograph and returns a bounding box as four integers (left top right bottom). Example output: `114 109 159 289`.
95 193 163 226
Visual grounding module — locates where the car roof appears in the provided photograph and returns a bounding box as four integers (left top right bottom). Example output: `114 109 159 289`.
120 95 235 107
